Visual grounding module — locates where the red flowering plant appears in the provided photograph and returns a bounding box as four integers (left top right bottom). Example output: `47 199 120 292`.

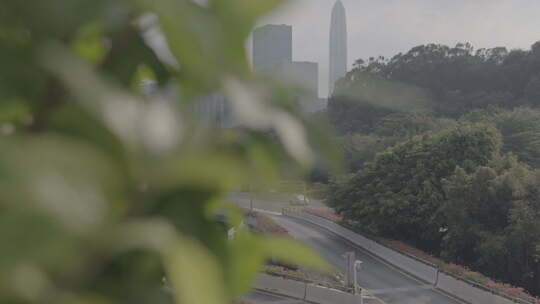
255 214 289 235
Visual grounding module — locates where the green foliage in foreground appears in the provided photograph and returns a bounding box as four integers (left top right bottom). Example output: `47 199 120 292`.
0 1 330 304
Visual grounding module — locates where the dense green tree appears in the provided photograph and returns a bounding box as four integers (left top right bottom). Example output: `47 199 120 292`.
342 133 386 171
328 70 433 135
337 113 455 172
442 154 540 295
327 95 395 135
463 107 540 168
373 112 455 138
329 123 502 251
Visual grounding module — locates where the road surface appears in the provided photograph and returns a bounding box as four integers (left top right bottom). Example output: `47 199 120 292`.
245 290 304 304
271 216 464 304
230 192 330 214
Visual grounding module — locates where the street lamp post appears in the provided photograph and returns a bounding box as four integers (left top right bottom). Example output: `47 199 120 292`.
303 181 307 205
249 184 254 212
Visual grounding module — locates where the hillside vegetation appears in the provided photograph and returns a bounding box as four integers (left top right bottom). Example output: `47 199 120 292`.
326 41 540 296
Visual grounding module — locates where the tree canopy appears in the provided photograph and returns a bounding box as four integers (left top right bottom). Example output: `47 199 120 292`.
330 41 540 129
442 155 540 294
329 123 502 250
326 41 540 297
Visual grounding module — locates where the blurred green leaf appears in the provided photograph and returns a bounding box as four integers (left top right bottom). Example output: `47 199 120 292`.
0 98 31 125
134 0 220 94
165 236 227 304
101 24 171 87
108 219 177 253
212 0 284 62
132 64 157 92
225 232 267 297
55 292 117 304
220 232 332 298
72 21 108 64
149 151 249 192
0 208 74 271
48 102 130 175
205 200 244 229
0 135 126 234
261 236 332 273
0 1 336 303
1 0 109 39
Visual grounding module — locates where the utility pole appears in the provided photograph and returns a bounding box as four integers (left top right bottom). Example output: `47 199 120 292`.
249 184 254 212
354 260 363 304
303 181 308 205
343 251 356 287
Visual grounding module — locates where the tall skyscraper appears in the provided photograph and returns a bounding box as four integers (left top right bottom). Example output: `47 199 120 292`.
329 0 347 95
252 24 292 75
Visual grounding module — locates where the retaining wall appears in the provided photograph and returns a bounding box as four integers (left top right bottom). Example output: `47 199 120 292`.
283 209 530 304
253 274 306 300
437 272 517 304
253 274 358 304
305 284 357 304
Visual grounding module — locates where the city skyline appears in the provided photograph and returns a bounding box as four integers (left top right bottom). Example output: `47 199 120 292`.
251 0 348 100
260 0 540 98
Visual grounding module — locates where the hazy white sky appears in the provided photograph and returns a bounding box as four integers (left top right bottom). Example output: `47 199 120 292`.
257 0 540 97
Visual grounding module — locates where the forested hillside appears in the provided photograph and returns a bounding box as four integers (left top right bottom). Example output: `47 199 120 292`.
326 41 540 296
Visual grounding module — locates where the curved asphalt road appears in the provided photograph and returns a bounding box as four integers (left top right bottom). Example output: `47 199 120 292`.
271 216 464 304
246 290 304 303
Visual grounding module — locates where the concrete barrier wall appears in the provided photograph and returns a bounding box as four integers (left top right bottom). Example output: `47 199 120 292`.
305 284 358 304
254 274 358 304
253 274 306 300
284 210 529 304
287 212 438 285
437 272 517 304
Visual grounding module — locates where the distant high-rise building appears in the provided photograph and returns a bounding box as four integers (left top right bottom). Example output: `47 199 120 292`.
329 0 347 95
284 61 319 96
283 61 325 113
252 24 326 112
252 24 292 74
193 93 236 128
